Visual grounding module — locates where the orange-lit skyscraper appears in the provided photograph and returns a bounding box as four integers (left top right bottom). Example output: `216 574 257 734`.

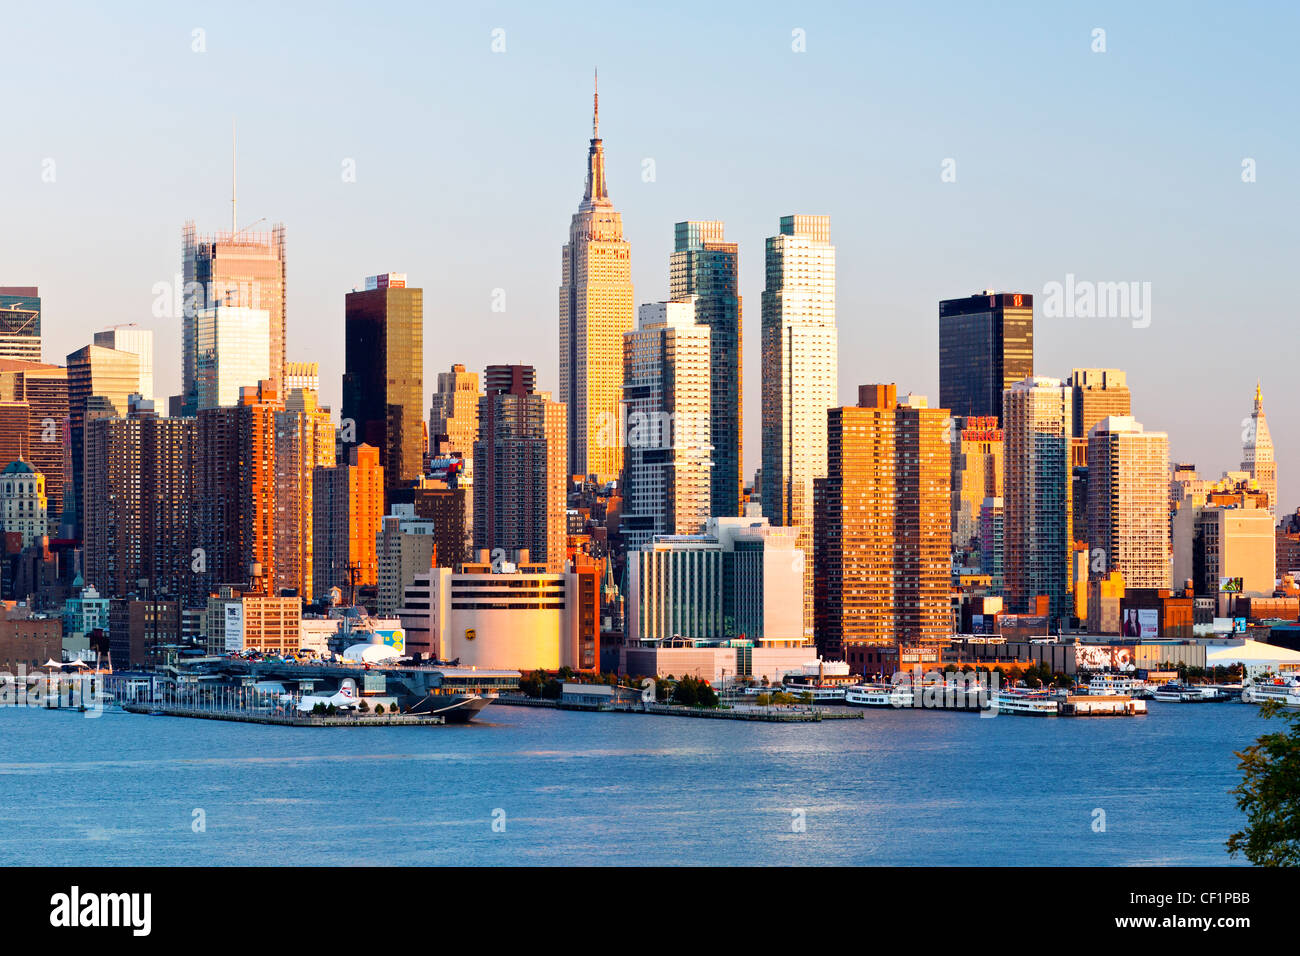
815 385 950 671
195 381 336 601
313 443 385 601
559 76 633 483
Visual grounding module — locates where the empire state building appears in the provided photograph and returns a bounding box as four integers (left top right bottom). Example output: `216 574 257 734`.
559 73 633 484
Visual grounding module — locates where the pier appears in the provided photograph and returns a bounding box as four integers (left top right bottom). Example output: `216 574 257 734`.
122 703 447 726
490 694 862 721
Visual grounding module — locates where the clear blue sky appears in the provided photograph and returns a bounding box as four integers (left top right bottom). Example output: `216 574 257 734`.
3 0 1296 510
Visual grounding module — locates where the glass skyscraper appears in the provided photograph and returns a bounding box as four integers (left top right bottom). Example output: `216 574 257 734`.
670 220 741 518
761 214 837 640
0 287 42 362
938 291 1034 423
1003 376 1073 627
342 273 425 497
182 222 286 414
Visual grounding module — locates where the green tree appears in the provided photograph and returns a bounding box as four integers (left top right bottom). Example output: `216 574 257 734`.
672 677 698 707
1228 700 1300 866
374 703 385 715
696 681 719 708
518 671 544 698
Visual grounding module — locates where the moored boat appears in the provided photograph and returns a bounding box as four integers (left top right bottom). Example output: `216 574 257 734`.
1149 681 1227 703
844 683 914 708
1242 678 1300 708
990 688 1060 716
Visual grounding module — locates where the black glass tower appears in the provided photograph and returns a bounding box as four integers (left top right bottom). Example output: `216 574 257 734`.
938 291 1033 423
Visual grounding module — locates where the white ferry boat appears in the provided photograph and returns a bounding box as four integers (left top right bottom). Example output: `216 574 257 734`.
844 683 915 708
782 660 853 702
782 682 847 702
1149 681 1228 703
990 688 1060 716
1242 678 1300 707
1085 674 1150 698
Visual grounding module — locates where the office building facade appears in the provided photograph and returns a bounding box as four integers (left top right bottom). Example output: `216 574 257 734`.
621 300 712 551
761 214 837 638
182 221 286 411
938 291 1033 423
0 288 41 363
473 365 567 573
1003 376 1073 626
670 220 742 517
815 386 951 667
342 273 424 494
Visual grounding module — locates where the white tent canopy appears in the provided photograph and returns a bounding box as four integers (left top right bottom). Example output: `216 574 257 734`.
342 643 401 664
1205 639 1300 667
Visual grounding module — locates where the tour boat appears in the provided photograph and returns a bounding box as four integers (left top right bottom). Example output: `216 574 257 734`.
990 688 1060 716
1242 679 1300 708
1149 681 1227 703
782 681 847 702
1085 674 1150 698
844 683 914 708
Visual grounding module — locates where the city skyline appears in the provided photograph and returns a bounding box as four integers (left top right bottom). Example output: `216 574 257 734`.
2 2 1296 512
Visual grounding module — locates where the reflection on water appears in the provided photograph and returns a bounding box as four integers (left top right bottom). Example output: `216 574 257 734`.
0 703 1260 866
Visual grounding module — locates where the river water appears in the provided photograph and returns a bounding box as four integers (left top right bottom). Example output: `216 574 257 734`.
0 700 1262 865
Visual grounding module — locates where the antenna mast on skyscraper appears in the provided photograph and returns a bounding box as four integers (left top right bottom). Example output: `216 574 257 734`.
593 68 599 138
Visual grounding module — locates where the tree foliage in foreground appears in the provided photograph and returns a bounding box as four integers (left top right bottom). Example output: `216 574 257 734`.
1228 700 1300 866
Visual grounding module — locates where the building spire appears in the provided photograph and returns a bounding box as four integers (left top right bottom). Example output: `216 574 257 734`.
581 71 609 207
231 118 237 236
593 68 599 138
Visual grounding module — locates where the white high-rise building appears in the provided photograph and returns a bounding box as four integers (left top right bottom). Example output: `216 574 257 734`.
1087 416 1171 590
621 300 712 552
626 517 805 645
94 324 154 401
194 306 271 410
1242 382 1277 515
760 214 837 638
1003 376 1073 626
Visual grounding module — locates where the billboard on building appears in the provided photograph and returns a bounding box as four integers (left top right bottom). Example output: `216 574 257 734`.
1213 617 1235 635
1075 644 1136 672
224 602 244 653
374 628 405 654
1219 577 1244 593
1119 608 1159 640
1138 608 1158 640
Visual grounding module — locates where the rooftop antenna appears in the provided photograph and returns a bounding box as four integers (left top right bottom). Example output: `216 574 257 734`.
231 119 236 235
593 68 599 138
